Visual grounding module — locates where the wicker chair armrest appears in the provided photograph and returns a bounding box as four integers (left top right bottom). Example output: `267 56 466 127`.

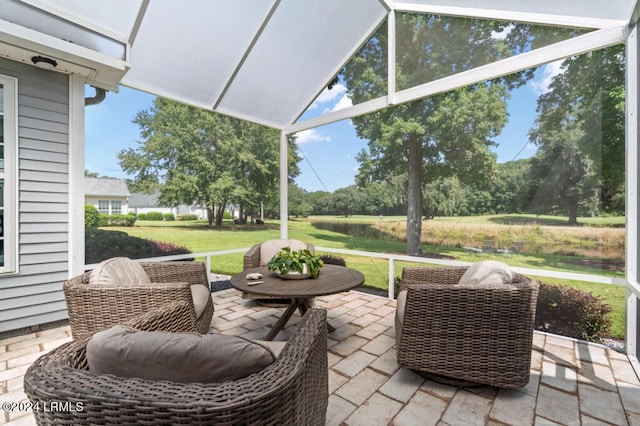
243 243 262 270
141 261 209 287
122 301 200 334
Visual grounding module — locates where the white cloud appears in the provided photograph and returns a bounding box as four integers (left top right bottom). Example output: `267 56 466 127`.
308 83 347 110
295 129 332 145
491 24 513 40
328 93 353 113
530 61 563 95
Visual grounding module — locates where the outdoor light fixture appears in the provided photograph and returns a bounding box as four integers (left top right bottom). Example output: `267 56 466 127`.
31 55 57 70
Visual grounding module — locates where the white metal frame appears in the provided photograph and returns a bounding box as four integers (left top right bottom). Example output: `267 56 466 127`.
626 19 640 373
0 74 17 275
68 74 85 278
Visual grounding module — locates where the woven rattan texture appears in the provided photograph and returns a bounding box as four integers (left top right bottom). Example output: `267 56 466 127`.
397 266 540 388
24 308 328 425
64 261 214 340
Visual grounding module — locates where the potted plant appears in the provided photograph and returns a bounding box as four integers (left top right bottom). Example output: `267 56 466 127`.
267 247 324 279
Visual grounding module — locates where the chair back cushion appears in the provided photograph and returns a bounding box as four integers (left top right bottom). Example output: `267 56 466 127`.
190 284 211 317
87 325 278 383
89 257 151 285
458 260 513 285
259 239 311 266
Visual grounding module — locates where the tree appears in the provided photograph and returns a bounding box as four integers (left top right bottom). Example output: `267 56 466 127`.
530 45 625 215
528 118 600 224
332 186 365 217
119 98 300 226
528 44 625 222
343 15 533 254
422 176 466 217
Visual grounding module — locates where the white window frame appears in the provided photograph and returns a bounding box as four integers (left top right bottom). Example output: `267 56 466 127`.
0 75 17 274
97 199 109 214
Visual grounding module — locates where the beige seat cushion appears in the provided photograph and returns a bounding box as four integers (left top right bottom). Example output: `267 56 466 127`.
87 326 277 383
89 257 151 285
394 290 407 346
458 260 513 286
190 284 211 318
259 239 310 266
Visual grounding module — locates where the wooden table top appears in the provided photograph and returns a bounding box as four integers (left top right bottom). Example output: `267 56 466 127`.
230 264 365 298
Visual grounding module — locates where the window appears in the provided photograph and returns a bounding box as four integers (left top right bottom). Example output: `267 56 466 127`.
0 75 17 274
111 200 122 215
98 200 109 214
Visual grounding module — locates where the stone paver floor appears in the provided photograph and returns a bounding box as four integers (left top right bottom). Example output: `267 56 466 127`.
2 289 640 425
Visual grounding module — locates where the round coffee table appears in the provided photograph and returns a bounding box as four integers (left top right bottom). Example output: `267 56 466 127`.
230 265 365 340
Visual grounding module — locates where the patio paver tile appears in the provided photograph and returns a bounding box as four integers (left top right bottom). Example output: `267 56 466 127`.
335 367 389 405
575 342 610 367
544 334 575 349
330 335 369 357
578 382 627 425
611 358 640 386
540 361 577 393
378 367 424 402
369 347 400 376
618 382 640 414
325 395 357 426
543 343 576 368
490 389 536 426
441 389 493 426
535 384 580 425
332 351 377 378
355 322 389 340
351 313 381 328
328 323 361 341
328 369 350 394
576 360 617 392
361 334 396 356
392 390 447 426
344 392 403 426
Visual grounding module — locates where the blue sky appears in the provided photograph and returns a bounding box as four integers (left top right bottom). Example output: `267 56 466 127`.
85 64 556 192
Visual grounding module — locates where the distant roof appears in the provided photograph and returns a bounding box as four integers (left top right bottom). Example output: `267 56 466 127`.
128 192 163 208
85 178 130 197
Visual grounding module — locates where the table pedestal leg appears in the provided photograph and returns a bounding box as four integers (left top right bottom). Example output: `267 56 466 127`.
264 299 298 341
299 299 335 333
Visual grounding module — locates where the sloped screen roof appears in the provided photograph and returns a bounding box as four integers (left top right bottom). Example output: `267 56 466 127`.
0 0 636 128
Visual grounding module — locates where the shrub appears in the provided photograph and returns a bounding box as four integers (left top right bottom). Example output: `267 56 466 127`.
163 213 175 221
137 213 148 220
128 211 137 216
535 283 612 342
146 211 164 221
85 228 192 264
319 255 346 266
85 204 100 228
99 214 136 227
178 214 199 221
223 211 231 219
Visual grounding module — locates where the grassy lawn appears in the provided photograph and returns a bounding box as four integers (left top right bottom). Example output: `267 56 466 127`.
106 214 627 339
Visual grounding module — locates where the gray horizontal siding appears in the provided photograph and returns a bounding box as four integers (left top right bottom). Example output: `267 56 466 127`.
0 58 71 333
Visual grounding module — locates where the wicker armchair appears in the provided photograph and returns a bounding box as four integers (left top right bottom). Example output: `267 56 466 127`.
243 239 315 302
24 308 328 425
64 261 214 340
396 266 540 388
243 239 315 270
